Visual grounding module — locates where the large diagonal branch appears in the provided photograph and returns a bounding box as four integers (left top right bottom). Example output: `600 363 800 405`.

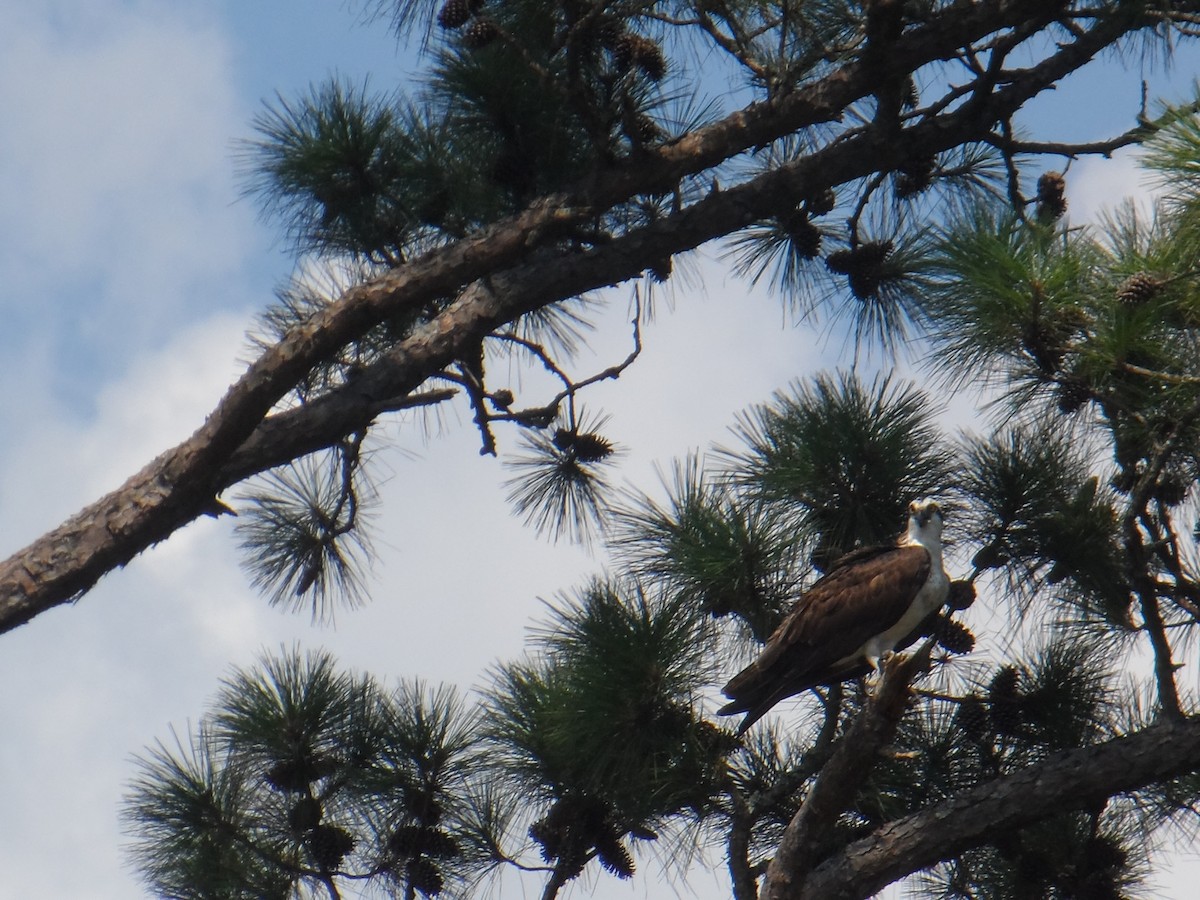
787 716 1200 900
762 648 931 900
0 1 1167 635
224 5 1151 487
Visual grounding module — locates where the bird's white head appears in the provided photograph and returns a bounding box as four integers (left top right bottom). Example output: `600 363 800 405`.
904 498 944 548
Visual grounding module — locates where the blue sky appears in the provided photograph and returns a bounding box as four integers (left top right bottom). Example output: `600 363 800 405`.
2 2 1200 898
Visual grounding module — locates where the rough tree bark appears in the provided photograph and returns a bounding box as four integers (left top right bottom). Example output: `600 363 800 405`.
762 648 933 900
779 715 1200 899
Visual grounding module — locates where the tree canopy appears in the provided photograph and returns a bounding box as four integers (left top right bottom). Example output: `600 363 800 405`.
11 1 1200 898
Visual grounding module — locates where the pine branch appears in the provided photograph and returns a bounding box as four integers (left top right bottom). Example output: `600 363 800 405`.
726 789 758 900
1117 390 1200 718
762 644 934 900
0 0 1177 634
788 716 1200 900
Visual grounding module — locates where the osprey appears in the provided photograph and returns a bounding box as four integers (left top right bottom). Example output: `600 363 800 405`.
718 498 950 736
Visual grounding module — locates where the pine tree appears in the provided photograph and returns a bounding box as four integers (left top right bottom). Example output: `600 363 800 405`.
13 2 1200 898
12 1 1200 630
127 138 1200 889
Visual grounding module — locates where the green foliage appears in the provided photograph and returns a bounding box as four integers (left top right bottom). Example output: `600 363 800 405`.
503 412 621 546
124 726 293 900
822 227 939 346
926 813 1149 900
430 8 594 206
488 580 721 813
125 649 486 900
123 2 1200 897
236 445 375 621
484 579 728 882
212 647 382 780
246 80 422 260
247 0 684 263
612 456 803 641
728 371 957 567
927 208 1098 385
959 423 1128 623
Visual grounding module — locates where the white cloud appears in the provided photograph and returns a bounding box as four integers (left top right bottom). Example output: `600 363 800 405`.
1066 146 1164 225
0 5 266 893
0 0 262 400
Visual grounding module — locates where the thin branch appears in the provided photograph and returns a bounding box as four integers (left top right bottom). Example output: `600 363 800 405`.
1136 509 1185 716
1120 361 1200 385
455 342 498 456
492 295 643 429
726 789 758 900
846 172 887 244
496 856 557 875
996 117 1028 217
987 98 1200 159
1119 390 1200 717
328 430 366 536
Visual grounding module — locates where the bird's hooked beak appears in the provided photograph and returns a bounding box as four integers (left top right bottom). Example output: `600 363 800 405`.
909 499 941 527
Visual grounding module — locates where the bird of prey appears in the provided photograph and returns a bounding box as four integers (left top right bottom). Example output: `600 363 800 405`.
718 498 950 736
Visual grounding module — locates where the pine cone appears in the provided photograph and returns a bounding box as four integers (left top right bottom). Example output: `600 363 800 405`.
626 112 661 144
971 543 1008 571
1155 474 1189 507
1055 377 1091 415
825 240 893 300
804 187 837 217
610 32 637 71
954 694 989 739
288 796 323 833
1036 171 1067 222
305 824 355 871
825 248 855 274
389 825 460 859
777 210 821 259
632 37 666 81
595 834 635 878
406 857 445 897
948 579 977 611
463 17 500 48
264 754 336 792
436 0 474 29
1110 467 1138 494
1116 271 1165 307
610 33 665 79
530 796 576 861
1020 321 1066 374
895 154 936 198
936 617 976 655
987 665 1023 735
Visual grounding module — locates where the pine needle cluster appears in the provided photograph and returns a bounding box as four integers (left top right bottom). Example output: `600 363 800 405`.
124 649 487 900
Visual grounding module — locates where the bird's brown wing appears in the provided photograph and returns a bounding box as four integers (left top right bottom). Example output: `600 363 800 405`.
719 545 931 734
